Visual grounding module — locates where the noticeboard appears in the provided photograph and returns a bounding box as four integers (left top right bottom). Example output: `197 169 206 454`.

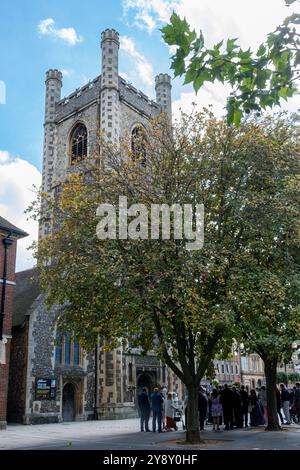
35 378 57 400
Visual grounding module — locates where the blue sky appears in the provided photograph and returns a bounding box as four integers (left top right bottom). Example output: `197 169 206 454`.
0 0 299 270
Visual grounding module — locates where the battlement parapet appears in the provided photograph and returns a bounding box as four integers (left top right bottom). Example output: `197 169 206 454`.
155 73 171 88
46 69 63 82
101 29 120 45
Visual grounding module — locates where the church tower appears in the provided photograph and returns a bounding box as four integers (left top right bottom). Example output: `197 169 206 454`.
40 69 62 238
155 73 172 120
100 29 120 143
42 69 62 194
29 27 182 425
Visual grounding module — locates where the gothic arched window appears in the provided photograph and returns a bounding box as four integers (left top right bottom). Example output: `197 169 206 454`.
131 125 146 164
70 123 88 164
55 329 82 366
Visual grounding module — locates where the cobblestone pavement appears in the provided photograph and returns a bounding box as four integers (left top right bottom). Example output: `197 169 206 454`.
1 419 300 450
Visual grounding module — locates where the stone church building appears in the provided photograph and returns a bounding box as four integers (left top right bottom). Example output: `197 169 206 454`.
7 28 184 425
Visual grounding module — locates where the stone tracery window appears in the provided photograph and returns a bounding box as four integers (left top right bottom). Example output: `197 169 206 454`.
55 329 82 367
131 125 146 164
70 123 88 164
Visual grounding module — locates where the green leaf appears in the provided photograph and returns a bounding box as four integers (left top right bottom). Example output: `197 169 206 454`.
161 12 196 52
279 87 289 100
226 97 235 125
171 49 187 76
193 31 205 54
255 69 271 89
284 13 300 25
233 108 242 126
257 44 266 57
211 65 225 82
278 86 297 100
241 76 254 91
160 24 177 46
193 69 211 93
226 97 243 126
183 68 197 84
260 92 275 109
267 33 276 48
226 38 239 53
238 49 252 61
213 40 223 54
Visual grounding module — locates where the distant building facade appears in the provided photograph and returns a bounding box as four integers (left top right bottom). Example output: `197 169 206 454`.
214 353 241 385
240 354 265 389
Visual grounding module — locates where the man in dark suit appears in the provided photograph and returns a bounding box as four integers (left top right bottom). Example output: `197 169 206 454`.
198 387 208 430
221 384 234 430
240 385 250 427
138 387 151 432
150 387 164 432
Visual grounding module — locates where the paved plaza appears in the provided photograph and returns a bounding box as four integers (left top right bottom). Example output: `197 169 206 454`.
1 419 300 450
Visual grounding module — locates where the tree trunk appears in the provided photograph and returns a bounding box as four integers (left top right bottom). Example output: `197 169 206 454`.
264 357 281 431
186 384 201 443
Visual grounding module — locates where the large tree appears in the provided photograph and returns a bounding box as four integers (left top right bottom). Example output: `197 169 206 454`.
231 268 300 430
31 111 299 442
227 115 300 430
33 112 237 443
161 0 300 125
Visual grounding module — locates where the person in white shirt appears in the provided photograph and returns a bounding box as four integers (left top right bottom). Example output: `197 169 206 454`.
165 392 177 430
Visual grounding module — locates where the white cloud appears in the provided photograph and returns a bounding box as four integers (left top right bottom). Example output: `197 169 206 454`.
119 71 131 81
173 87 300 123
122 0 180 33
136 62 153 87
176 0 291 50
0 150 9 163
60 68 73 77
38 18 54 35
0 151 41 271
135 13 156 32
122 0 290 44
120 36 154 88
172 82 231 122
38 18 83 46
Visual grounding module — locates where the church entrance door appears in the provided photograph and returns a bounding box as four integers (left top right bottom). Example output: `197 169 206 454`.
137 372 155 394
62 383 76 421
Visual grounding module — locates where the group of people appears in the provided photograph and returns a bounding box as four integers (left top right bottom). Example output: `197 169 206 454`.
137 387 180 433
138 382 300 433
276 382 300 425
198 382 300 431
197 384 257 431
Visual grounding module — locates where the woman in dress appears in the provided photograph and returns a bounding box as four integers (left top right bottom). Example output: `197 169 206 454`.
165 392 177 431
258 386 267 425
211 388 223 431
249 389 264 426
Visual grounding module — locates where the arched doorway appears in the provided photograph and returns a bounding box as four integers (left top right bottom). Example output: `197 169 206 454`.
137 373 154 394
62 383 76 421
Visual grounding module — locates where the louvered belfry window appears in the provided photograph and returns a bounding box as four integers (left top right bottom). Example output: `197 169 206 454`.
70 124 88 164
